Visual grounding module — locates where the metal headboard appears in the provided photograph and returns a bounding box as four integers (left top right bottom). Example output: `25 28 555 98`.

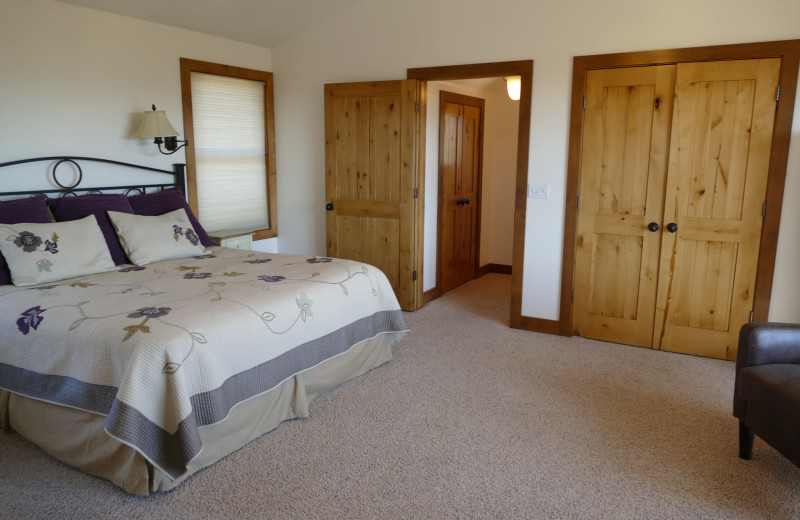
0 156 186 197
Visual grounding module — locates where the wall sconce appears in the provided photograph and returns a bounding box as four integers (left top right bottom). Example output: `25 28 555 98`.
134 104 188 155
504 76 521 101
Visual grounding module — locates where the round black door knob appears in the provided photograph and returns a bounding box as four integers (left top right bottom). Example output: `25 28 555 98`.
325 203 334 211
666 222 678 233
465 198 470 205
648 222 659 232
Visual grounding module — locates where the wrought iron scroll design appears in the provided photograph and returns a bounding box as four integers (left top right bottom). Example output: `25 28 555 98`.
0 156 186 198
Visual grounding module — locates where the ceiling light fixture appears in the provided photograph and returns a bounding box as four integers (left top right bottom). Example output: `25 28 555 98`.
504 76 521 101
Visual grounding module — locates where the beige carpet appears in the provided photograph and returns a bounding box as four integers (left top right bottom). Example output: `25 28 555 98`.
1 273 799 519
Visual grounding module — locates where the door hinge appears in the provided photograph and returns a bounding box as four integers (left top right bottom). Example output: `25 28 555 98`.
415 101 420 113
750 311 754 323
571 290 575 304
577 196 581 209
582 95 586 109
412 270 418 281
776 85 781 102
413 187 418 199
763 201 767 218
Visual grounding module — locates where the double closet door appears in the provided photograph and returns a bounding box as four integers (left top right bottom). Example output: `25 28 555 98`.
572 58 780 360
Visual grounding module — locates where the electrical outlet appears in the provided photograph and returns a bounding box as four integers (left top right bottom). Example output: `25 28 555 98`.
528 183 549 199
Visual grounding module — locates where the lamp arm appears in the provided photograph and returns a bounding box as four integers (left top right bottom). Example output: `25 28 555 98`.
153 136 189 155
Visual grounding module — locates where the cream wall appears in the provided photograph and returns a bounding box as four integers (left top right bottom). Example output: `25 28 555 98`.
0 0 278 252
272 0 800 322
480 79 519 269
424 79 517 292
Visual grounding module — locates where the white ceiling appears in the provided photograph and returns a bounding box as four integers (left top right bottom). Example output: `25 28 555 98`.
53 0 370 48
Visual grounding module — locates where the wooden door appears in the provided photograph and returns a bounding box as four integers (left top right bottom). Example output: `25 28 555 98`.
324 80 422 311
653 59 781 359
439 92 483 293
572 66 676 347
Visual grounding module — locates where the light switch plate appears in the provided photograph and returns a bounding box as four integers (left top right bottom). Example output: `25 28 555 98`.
529 183 549 199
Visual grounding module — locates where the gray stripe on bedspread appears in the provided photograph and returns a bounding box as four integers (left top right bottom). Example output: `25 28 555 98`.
191 308 408 425
106 398 202 480
0 364 117 413
3 308 408 481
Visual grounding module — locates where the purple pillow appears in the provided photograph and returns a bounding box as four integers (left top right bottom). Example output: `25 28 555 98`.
48 194 134 265
127 188 217 247
0 194 53 285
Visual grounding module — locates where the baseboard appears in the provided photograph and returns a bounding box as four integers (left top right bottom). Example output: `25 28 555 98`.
476 263 512 277
513 315 563 335
423 287 441 305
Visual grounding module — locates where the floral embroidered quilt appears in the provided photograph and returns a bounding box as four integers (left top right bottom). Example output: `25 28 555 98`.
0 248 408 479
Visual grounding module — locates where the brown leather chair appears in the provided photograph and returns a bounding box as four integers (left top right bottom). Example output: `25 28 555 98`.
734 322 800 467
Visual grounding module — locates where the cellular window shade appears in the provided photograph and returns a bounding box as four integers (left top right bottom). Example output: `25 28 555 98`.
191 72 269 232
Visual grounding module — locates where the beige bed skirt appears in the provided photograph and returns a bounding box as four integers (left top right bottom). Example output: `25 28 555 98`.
1 332 399 496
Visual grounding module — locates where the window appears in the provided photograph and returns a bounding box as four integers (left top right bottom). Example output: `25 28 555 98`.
179 58 277 239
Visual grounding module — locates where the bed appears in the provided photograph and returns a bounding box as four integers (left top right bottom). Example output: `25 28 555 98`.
0 157 409 495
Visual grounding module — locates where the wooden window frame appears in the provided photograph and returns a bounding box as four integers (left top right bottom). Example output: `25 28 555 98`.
559 40 800 336
179 58 278 240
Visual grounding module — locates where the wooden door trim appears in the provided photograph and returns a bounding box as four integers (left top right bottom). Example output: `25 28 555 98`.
413 81 427 311
439 91 486 108
437 90 485 294
561 40 800 337
408 60 534 329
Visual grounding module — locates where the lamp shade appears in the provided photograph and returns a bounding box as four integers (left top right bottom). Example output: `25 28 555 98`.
135 109 179 137
505 76 521 101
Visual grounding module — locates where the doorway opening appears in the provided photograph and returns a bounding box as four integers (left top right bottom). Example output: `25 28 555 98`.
434 82 515 296
407 61 533 328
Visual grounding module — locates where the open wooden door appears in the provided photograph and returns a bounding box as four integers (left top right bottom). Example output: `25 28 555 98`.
324 80 423 311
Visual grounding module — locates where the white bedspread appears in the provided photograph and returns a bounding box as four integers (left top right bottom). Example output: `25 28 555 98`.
0 248 408 479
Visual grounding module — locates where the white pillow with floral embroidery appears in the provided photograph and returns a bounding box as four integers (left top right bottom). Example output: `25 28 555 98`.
108 208 207 266
0 215 115 286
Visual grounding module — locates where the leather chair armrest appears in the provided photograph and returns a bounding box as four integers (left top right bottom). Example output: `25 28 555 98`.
734 322 800 420
737 322 800 370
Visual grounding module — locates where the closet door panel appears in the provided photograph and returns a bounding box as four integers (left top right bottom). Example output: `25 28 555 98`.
653 58 780 360
573 65 676 347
